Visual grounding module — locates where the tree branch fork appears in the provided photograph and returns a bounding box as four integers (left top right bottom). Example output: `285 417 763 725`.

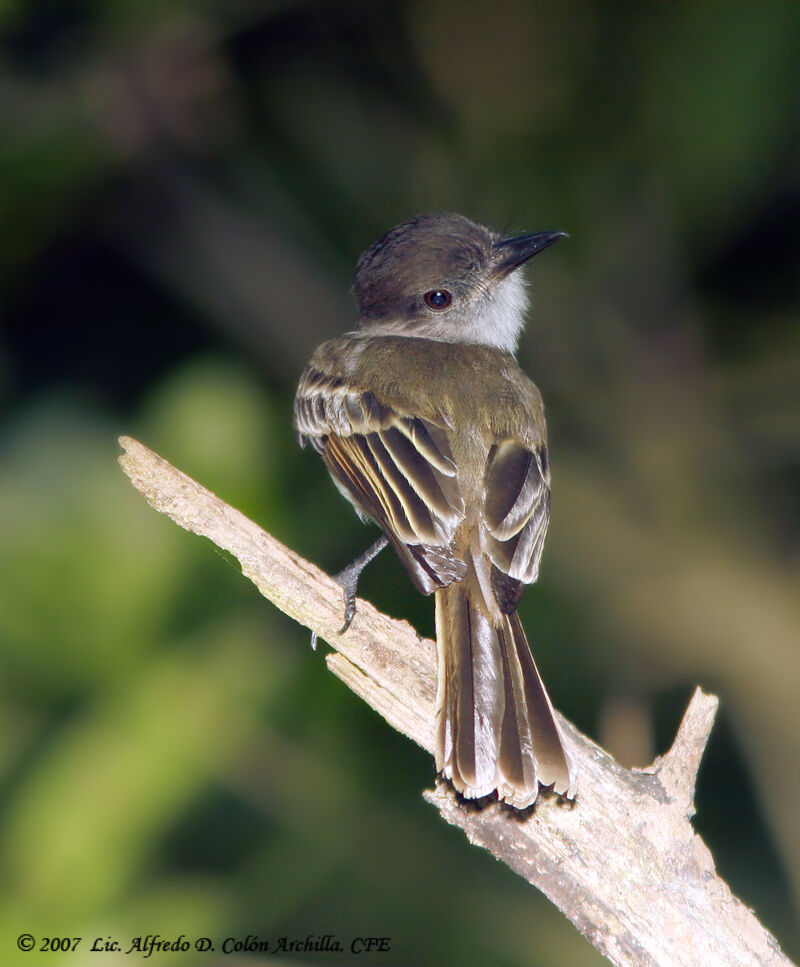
118 436 792 967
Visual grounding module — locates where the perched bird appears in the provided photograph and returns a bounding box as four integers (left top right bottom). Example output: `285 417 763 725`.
294 212 575 807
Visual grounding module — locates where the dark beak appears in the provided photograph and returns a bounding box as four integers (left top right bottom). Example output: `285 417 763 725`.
493 230 567 278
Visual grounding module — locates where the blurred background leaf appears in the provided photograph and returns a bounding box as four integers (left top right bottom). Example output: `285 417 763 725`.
1 1 798 964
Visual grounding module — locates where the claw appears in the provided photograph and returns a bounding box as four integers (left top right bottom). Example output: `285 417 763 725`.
308 536 389 649
337 570 359 634
334 535 388 633
314 536 388 646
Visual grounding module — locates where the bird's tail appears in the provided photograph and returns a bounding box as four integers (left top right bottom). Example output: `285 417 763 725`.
434 565 575 807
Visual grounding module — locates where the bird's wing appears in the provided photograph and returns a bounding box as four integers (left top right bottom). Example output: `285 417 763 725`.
294 369 467 594
482 439 551 612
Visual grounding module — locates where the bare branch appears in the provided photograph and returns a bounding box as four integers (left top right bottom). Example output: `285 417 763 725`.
118 436 794 967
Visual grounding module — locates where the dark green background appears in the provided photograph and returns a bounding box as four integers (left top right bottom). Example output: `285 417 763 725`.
1 2 798 964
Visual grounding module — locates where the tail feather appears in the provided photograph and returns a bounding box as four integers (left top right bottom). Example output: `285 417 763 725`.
435 570 574 807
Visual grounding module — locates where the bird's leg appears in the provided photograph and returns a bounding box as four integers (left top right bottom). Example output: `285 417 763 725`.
335 535 390 632
310 536 389 649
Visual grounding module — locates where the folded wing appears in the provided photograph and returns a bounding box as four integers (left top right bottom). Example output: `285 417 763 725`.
482 439 551 612
294 369 467 593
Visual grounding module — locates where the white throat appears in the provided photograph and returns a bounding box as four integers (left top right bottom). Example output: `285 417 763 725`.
460 272 529 354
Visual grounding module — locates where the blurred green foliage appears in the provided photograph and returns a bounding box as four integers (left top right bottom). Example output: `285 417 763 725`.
1 2 798 964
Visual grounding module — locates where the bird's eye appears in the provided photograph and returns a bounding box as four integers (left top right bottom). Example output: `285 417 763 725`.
424 289 452 310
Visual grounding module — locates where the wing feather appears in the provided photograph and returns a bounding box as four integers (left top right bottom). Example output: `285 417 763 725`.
294 367 467 594
483 440 550 612
363 432 439 543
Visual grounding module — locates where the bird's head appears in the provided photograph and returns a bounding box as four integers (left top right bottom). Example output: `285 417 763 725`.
353 212 565 353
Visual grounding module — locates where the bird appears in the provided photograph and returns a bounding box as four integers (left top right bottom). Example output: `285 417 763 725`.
294 212 575 808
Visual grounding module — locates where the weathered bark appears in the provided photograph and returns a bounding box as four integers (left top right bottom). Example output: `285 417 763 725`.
118 436 793 967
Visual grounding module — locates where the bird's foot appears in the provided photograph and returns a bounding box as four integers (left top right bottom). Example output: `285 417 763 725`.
310 536 389 649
